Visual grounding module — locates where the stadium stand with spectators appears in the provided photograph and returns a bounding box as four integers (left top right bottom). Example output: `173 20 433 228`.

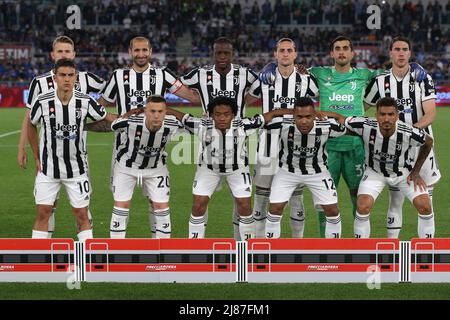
0 0 449 85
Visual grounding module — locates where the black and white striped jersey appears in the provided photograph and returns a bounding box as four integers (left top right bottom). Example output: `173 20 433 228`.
364 70 436 136
183 115 265 173
344 116 428 177
27 70 105 108
248 68 319 158
111 115 184 170
181 64 257 117
29 90 107 179
267 117 346 174
101 65 182 116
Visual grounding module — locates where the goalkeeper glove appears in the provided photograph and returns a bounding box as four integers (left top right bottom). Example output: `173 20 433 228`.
258 61 277 85
410 62 428 82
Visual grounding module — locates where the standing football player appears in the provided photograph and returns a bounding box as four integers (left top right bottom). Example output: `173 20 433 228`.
364 36 439 238
28 59 116 241
245 38 319 238
181 37 258 240
18 36 105 237
96 36 200 237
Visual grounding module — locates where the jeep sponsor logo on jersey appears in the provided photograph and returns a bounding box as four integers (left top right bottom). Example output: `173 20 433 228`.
127 89 153 98
54 123 79 132
328 92 355 103
138 145 162 157
272 95 296 105
211 88 236 98
396 98 413 110
292 145 317 158
373 149 397 162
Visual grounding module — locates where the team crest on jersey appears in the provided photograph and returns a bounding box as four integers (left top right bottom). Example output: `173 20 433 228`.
295 83 302 92
315 136 321 143
75 109 82 119
161 135 168 144
75 82 81 91
205 135 212 146
350 81 357 90
369 134 376 144
234 76 239 85
409 83 415 92
396 142 402 151
149 75 156 85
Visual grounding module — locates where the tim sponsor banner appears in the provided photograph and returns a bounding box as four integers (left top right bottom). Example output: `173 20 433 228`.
2 85 450 108
0 45 32 60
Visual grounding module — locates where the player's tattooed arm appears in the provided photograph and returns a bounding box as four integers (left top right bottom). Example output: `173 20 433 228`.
262 108 294 123
316 111 347 124
166 107 186 122
295 64 309 74
85 109 142 132
174 85 201 104
244 94 259 106
85 119 113 132
97 96 115 108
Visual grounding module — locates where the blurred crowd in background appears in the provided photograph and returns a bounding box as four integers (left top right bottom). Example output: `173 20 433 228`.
0 0 449 84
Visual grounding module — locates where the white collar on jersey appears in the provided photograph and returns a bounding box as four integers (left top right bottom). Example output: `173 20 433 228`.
277 66 296 79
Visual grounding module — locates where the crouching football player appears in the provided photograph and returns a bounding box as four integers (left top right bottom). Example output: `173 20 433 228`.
167 97 292 240
109 95 185 238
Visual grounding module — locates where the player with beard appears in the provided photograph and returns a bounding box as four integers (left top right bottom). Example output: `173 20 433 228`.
94 37 200 238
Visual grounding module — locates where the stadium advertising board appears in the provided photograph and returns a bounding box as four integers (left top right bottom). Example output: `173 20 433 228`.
0 45 32 60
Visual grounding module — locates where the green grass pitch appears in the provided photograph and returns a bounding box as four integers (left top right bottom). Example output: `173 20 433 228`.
0 106 450 300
